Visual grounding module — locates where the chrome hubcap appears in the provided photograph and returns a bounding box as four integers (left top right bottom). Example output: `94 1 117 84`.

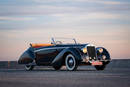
69 59 74 65
65 54 76 70
67 57 74 68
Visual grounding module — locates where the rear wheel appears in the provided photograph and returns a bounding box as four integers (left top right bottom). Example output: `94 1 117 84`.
65 54 78 71
25 65 34 71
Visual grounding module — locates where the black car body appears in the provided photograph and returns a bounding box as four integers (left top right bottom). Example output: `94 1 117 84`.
18 38 111 71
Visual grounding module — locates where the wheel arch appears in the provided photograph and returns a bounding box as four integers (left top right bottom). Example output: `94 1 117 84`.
18 47 35 64
96 47 111 65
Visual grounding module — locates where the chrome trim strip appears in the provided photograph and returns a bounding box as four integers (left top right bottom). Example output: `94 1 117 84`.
34 47 69 53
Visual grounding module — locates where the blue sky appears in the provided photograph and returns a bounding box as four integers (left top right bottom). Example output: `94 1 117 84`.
0 0 130 60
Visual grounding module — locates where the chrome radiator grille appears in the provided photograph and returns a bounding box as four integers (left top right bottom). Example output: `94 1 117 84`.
87 46 97 60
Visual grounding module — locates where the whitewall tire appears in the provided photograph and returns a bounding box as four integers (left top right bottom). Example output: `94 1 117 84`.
65 54 78 71
25 65 34 71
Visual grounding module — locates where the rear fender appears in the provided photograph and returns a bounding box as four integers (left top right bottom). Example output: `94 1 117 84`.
18 48 35 64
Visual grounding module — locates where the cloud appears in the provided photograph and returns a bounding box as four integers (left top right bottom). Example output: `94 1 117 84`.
33 0 130 5
81 0 123 5
51 12 130 25
0 0 129 16
0 17 35 21
98 1 121 5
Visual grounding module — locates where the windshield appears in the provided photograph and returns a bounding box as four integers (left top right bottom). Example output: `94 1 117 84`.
51 37 77 45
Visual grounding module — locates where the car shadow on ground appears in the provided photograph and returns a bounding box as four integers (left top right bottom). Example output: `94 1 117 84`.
29 66 97 72
30 68 97 72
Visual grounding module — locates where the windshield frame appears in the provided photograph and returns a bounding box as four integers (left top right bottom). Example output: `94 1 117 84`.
51 37 77 45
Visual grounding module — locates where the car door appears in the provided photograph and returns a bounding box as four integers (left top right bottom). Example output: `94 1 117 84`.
35 47 59 65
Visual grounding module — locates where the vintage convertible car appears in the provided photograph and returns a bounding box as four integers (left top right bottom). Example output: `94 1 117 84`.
18 38 111 71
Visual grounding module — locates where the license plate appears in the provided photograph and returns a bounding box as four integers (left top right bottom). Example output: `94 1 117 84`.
92 61 103 65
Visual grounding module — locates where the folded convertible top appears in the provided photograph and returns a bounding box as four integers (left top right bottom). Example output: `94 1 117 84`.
30 43 54 48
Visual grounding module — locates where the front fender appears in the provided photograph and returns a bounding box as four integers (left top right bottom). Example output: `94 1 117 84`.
96 47 111 64
96 47 110 59
51 48 82 66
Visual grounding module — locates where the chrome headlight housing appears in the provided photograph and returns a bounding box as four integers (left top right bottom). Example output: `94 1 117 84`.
82 48 87 53
98 48 103 53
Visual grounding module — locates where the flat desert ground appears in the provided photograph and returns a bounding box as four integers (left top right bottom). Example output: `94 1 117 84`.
0 59 130 87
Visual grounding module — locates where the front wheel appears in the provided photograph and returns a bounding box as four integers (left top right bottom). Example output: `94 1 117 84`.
25 65 34 71
95 47 110 70
65 54 78 71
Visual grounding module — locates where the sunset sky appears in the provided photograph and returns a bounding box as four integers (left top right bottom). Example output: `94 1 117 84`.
0 0 130 61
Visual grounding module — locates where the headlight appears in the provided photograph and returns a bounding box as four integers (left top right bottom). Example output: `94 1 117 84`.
82 48 87 53
98 48 103 53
